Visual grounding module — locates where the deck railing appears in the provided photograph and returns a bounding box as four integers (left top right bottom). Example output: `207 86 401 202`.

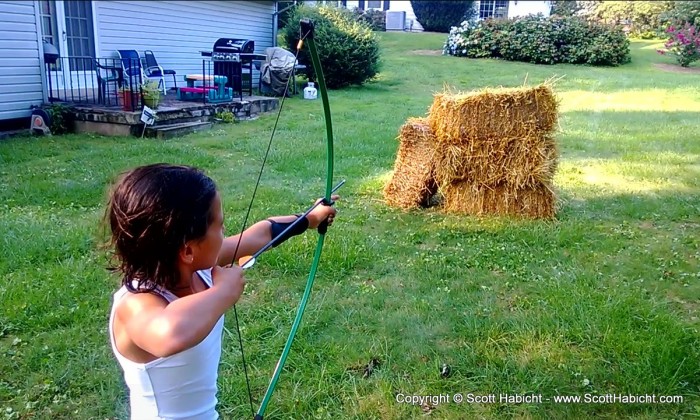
44 56 143 111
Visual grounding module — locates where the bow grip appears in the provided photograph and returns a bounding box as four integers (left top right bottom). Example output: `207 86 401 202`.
317 197 334 235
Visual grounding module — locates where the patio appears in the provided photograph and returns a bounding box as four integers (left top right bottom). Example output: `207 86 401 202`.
45 56 282 138
69 92 279 138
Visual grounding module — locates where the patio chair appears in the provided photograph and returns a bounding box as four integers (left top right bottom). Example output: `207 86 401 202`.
143 50 177 94
116 49 145 90
95 59 122 106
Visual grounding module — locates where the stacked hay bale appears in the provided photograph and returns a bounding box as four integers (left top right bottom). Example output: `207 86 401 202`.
382 117 438 209
384 83 559 219
429 85 559 219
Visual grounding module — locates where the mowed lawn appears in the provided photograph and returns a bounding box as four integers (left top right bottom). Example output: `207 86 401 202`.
0 32 699 419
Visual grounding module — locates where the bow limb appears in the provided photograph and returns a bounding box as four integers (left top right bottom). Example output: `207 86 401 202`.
254 19 335 420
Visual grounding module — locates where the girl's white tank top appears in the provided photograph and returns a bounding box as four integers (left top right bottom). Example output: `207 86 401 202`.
109 269 222 419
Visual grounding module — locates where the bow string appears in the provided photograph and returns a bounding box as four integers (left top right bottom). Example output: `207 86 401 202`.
228 18 337 420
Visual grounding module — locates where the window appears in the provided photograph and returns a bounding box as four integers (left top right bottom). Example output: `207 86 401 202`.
367 0 381 9
38 0 96 70
39 0 59 51
479 0 509 19
64 0 96 61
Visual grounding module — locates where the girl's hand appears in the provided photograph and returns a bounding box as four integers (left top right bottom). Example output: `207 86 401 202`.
211 264 246 304
307 195 340 229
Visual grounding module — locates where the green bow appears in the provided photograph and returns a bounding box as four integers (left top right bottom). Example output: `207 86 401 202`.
231 18 337 420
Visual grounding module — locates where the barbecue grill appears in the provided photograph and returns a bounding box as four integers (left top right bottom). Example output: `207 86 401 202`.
201 38 264 98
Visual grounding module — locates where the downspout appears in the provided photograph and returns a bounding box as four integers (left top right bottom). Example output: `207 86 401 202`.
272 1 299 48
273 0 278 47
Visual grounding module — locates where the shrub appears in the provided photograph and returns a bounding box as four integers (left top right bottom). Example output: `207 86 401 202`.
44 103 73 135
410 1 476 33
657 23 700 67
443 19 507 59
500 15 562 64
215 110 236 123
281 5 380 89
444 14 631 67
586 27 632 66
358 9 386 31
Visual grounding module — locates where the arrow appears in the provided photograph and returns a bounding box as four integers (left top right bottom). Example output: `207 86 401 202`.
238 179 345 269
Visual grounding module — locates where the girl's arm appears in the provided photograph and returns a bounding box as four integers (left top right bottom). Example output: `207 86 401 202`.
217 216 295 266
118 265 244 358
217 196 338 266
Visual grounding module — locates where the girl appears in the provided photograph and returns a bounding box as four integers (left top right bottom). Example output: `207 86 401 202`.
105 163 337 419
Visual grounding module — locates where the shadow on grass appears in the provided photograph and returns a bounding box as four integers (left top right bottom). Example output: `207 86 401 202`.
366 185 700 415
556 110 699 165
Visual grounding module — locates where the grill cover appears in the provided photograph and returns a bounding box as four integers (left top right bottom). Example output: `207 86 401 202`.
260 47 295 97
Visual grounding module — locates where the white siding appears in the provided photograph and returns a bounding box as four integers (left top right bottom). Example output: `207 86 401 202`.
0 0 44 120
508 0 551 19
94 0 275 90
384 1 423 31
473 1 551 21
344 1 424 31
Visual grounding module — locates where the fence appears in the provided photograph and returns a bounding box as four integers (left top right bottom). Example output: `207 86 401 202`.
44 56 144 111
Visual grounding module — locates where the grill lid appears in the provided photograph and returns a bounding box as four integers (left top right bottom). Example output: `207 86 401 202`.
213 38 254 54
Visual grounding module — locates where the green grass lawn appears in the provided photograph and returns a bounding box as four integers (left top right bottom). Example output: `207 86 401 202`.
1 34 699 419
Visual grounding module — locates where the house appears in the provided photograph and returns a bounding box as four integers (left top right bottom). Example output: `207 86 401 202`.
344 1 424 31
320 1 552 31
0 0 277 125
478 1 552 20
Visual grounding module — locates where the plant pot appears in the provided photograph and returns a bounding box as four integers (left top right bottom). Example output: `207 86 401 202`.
121 90 140 111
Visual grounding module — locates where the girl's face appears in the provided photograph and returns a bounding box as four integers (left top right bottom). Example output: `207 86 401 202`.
192 192 225 270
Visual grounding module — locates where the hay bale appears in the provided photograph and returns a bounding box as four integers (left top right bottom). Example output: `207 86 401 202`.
428 84 558 145
441 181 556 219
383 117 438 209
433 134 558 189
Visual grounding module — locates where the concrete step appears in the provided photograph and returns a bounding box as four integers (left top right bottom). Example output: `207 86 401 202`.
152 115 208 127
146 121 213 140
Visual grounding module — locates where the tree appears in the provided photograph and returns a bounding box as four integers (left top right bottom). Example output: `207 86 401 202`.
410 1 477 33
660 1 700 27
550 1 582 17
576 1 603 18
277 1 304 30
584 1 675 36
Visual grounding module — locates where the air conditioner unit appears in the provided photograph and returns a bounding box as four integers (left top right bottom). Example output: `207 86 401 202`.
385 11 406 31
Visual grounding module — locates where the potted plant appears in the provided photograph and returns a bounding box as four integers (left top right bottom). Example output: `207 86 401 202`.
120 87 140 111
141 80 161 109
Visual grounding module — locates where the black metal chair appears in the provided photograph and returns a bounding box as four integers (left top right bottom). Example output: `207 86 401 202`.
143 50 177 93
95 60 122 106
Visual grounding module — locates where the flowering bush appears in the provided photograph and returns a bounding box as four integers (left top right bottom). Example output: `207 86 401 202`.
444 15 630 67
657 23 700 67
443 19 505 59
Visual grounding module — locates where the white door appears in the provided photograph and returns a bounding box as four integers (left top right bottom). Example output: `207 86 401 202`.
41 1 98 99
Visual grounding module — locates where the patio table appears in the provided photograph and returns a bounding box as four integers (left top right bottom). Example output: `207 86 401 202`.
177 74 231 102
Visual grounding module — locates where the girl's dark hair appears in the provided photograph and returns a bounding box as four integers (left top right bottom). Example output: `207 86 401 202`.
106 163 217 293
